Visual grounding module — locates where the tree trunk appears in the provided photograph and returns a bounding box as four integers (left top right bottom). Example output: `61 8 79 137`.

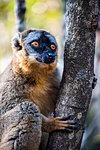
97 0 100 30
47 1 98 150
15 0 26 32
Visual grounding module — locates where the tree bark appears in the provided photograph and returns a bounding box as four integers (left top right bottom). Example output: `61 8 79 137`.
47 1 98 150
97 0 100 30
15 0 26 32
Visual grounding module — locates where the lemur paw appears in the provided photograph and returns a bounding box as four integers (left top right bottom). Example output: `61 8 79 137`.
48 115 77 133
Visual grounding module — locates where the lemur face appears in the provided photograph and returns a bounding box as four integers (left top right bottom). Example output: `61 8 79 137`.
12 29 58 64
12 29 58 73
24 30 57 64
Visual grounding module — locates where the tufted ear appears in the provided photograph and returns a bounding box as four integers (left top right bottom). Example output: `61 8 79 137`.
11 32 22 51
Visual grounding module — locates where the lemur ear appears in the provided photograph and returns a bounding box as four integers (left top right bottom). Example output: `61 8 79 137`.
11 32 22 51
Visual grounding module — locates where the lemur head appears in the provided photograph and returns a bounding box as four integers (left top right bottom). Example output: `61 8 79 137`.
11 29 58 74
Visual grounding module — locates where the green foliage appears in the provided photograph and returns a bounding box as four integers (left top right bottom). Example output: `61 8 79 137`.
26 0 62 31
0 0 63 34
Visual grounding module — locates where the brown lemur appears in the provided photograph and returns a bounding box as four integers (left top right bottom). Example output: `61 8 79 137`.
0 29 77 150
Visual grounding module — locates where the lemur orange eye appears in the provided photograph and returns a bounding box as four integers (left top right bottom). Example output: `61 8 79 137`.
32 41 39 47
51 44 56 50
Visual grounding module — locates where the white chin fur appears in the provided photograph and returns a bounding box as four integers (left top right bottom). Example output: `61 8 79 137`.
28 54 38 61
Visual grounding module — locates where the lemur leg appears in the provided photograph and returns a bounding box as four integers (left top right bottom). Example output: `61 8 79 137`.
41 114 77 133
0 102 42 150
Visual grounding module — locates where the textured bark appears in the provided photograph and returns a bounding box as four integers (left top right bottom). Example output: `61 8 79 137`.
15 0 26 32
97 0 100 30
47 1 98 150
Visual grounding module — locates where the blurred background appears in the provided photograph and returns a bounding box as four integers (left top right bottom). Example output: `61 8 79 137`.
0 0 64 73
0 0 100 150
81 30 100 150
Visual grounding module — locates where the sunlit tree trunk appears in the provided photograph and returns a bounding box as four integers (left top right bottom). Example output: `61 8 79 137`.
15 0 26 32
47 1 98 150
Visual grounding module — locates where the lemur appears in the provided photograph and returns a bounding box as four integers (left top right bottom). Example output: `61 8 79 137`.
0 29 77 150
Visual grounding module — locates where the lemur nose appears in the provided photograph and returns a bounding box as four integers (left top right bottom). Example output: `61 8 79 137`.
48 53 55 59
48 53 55 62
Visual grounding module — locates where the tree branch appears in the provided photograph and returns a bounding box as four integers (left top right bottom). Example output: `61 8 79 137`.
15 0 26 32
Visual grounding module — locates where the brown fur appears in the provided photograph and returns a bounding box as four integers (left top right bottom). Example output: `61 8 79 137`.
12 51 59 117
0 59 59 117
